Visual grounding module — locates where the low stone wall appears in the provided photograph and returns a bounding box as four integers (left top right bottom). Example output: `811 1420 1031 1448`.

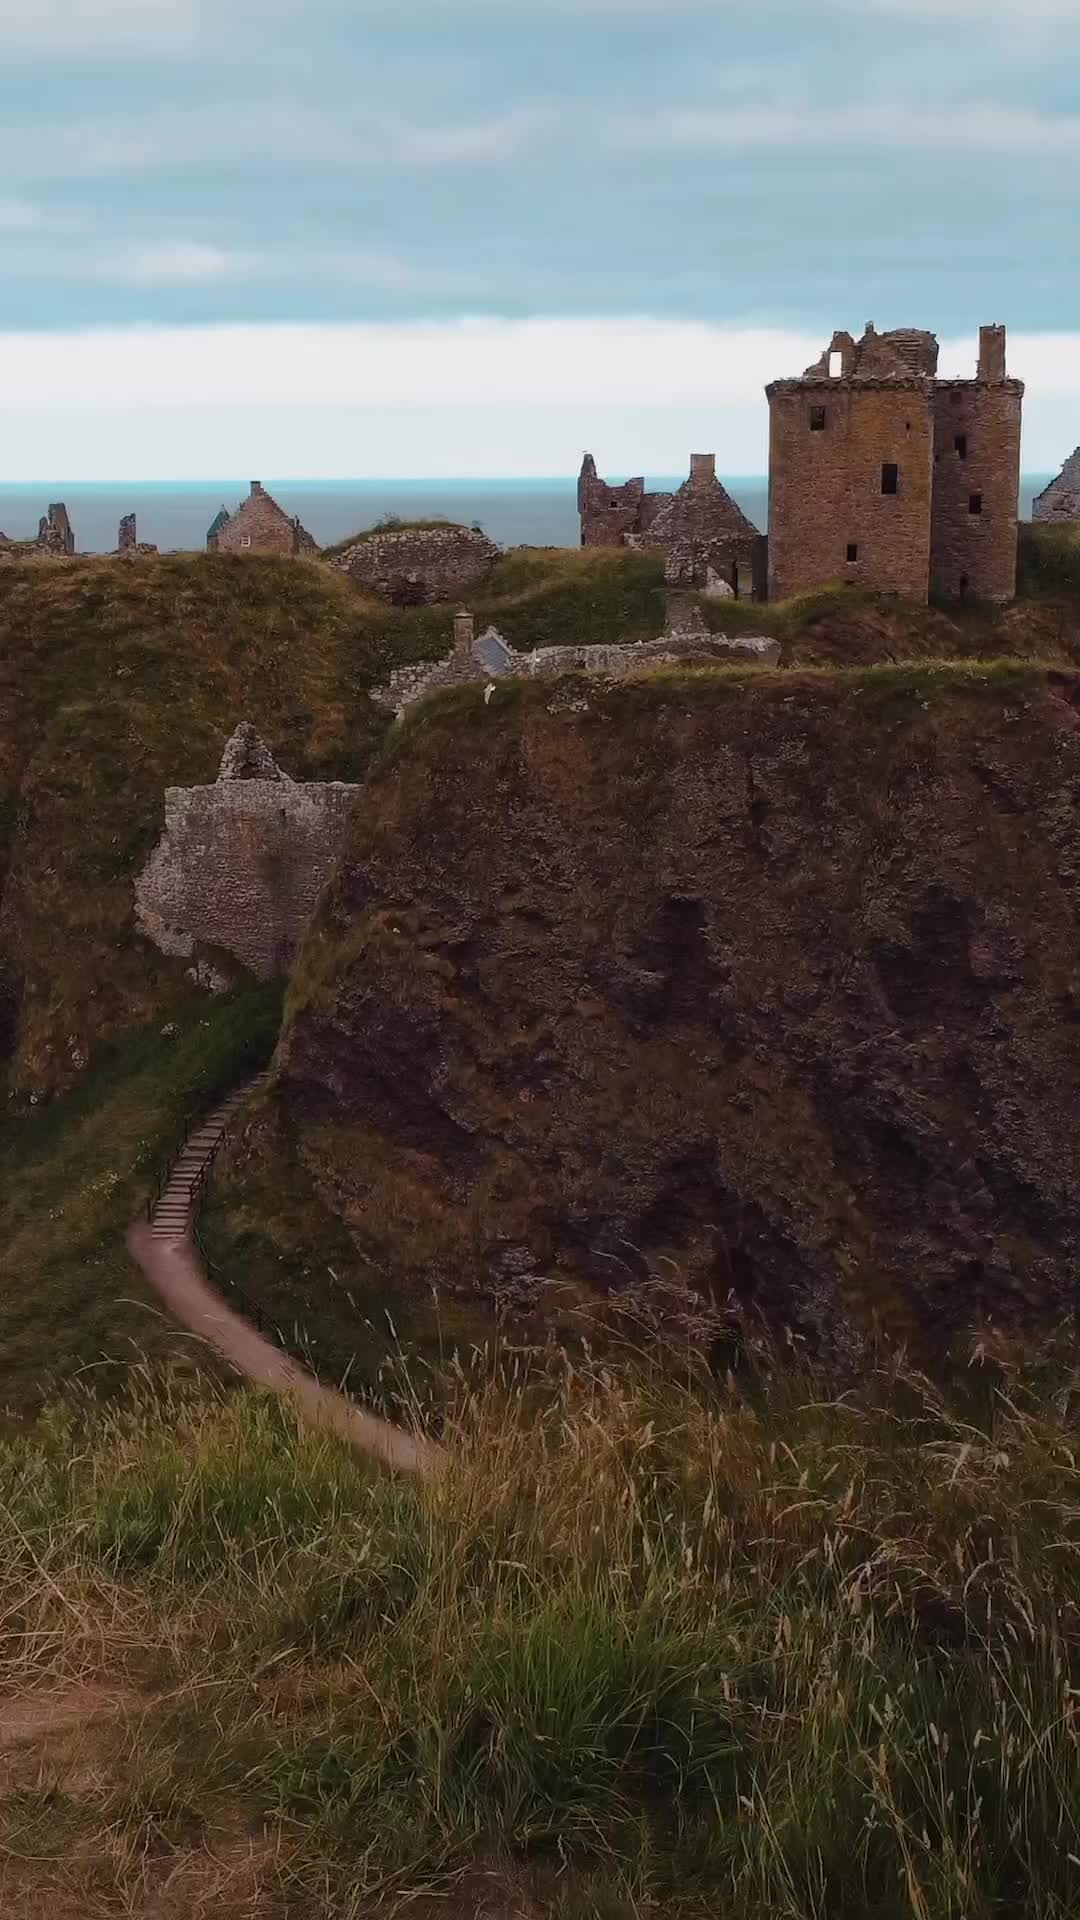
327 525 500 604
372 613 779 716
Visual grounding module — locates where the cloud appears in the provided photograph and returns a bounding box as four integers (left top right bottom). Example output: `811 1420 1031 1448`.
627 101 1080 158
0 198 41 231
121 242 254 285
0 0 201 49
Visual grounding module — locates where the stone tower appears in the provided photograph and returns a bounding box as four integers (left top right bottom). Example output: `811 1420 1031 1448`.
930 325 1023 602
766 324 937 603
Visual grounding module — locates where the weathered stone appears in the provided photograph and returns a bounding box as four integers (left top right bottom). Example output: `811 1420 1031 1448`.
767 321 1023 604
0 501 76 561
135 731 359 980
327 524 500 606
1033 449 1080 524
207 482 318 557
579 452 760 597
371 611 779 715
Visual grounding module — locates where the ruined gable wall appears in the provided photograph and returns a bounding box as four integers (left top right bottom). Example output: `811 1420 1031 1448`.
580 477 648 547
135 780 359 979
216 489 316 556
1033 451 1080 523
768 381 933 601
930 382 1023 602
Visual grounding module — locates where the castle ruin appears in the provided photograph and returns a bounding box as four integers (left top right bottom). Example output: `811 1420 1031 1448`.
1033 450 1080 525
578 453 764 598
0 502 75 559
206 482 318 558
766 323 1023 604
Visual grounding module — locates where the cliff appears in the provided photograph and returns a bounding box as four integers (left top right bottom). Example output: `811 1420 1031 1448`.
250 663 1080 1357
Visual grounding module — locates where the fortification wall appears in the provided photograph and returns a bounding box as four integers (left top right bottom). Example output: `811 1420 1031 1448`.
328 525 500 604
930 383 1023 601
768 382 934 602
135 779 359 980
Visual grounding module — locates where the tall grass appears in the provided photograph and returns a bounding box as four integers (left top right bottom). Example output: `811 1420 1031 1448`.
4 1338 1080 1914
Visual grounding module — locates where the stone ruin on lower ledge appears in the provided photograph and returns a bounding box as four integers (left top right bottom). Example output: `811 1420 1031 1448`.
134 724 360 985
371 606 780 718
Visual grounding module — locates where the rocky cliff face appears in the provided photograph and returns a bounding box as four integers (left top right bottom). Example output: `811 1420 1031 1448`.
276 665 1080 1353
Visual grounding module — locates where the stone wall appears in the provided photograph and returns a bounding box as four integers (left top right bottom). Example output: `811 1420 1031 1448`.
371 610 779 716
930 378 1023 602
0 501 76 560
135 726 360 980
768 375 935 602
326 524 500 605
210 483 318 557
767 323 1022 605
1033 449 1080 524
579 453 758 592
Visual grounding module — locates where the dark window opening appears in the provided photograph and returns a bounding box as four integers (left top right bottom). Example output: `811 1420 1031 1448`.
955 433 968 458
969 492 983 515
810 406 827 431
959 574 970 602
881 463 899 495
846 543 859 562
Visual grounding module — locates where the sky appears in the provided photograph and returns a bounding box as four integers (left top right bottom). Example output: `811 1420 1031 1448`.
2 0 1079 479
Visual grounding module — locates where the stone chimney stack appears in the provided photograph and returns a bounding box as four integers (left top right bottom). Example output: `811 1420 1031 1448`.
118 512 137 553
453 609 475 651
977 324 1007 383
689 453 716 487
250 481 265 496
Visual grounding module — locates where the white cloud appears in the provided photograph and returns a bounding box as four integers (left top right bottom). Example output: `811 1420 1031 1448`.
120 242 254 285
0 198 40 230
628 101 1080 158
0 0 201 49
0 317 1074 481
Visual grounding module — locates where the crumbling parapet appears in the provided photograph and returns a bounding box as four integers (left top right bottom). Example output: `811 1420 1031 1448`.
0 500 77 560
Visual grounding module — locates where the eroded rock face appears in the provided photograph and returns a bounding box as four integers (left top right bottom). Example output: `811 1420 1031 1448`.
327 524 500 605
276 671 1080 1356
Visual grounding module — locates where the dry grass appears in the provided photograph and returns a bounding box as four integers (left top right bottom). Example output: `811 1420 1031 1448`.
1 1331 1080 1916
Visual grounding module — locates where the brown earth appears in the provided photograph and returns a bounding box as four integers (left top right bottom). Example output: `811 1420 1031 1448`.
251 661 1080 1358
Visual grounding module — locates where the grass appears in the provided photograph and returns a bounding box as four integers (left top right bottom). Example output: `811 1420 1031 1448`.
3 1335 1080 1915
321 515 467 558
0 979 283 1412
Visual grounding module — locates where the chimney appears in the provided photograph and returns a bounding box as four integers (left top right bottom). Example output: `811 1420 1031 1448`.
250 480 265 496
453 609 475 651
978 324 1007 382
689 453 716 486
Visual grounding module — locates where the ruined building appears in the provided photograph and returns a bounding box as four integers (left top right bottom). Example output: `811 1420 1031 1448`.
0 502 75 559
327 522 500 604
578 453 763 597
766 324 1023 604
206 482 318 557
1033 450 1080 524
135 723 360 982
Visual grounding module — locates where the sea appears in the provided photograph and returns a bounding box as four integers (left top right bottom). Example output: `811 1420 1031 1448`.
0 477 1056 556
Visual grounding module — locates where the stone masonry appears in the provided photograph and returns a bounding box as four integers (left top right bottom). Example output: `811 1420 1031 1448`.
0 502 76 559
372 609 779 717
207 482 318 557
135 723 360 981
1033 450 1080 524
326 523 501 605
767 322 1023 604
579 453 762 597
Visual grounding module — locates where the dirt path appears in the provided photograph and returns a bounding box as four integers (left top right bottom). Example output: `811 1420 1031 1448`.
127 1222 442 1478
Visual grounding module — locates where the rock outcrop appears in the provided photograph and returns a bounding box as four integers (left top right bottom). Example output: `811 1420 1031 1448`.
275 667 1080 1358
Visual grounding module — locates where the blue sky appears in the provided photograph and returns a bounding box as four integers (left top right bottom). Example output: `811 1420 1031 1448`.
3 0 1080 478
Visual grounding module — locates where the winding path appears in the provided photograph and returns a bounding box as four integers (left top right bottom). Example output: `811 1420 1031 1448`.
127 1080 441 1477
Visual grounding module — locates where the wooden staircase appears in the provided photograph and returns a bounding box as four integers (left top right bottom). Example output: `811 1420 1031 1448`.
148 1078 264 1239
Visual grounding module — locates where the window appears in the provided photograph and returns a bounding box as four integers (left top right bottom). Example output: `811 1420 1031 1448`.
881 464 899 496
959 574 970 601
829 350 843 377
969 492 983 515
954 434 968 459
847 543 859 562
239 534 252 548
810 406 827 432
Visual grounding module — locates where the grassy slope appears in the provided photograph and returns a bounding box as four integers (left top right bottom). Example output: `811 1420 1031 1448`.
0 546 664 1097
0 981 281 1414
2 1345 1080 1917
